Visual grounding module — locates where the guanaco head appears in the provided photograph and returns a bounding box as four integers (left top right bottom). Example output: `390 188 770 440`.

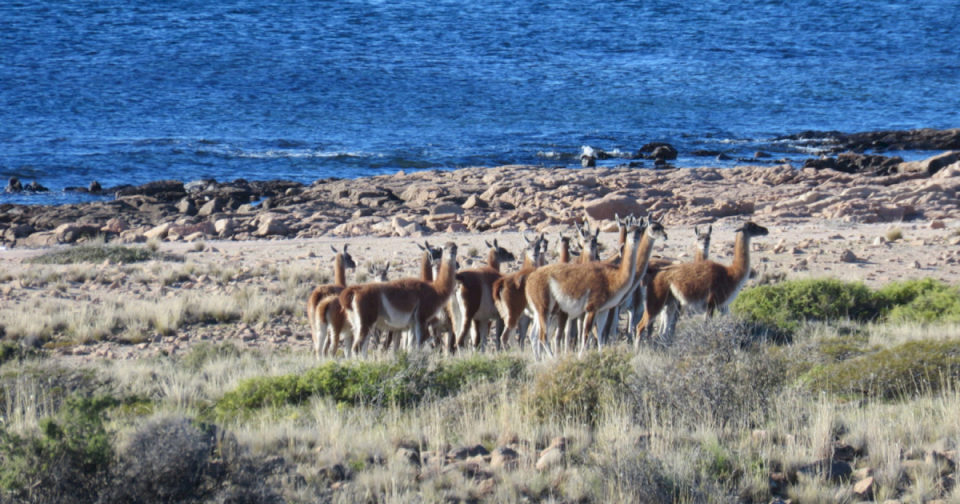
520 233 542 266
485 239 516 264
735 222 769 239
330 244 357 270
367 261 391 282
442 242 459 267
578 224 601 262
644 215 668 242
694 224 712 260
416 240 443 265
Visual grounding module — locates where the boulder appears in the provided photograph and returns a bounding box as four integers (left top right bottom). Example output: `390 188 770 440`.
3 224 35 240
16 231 58 248
639 142 678 160
582 194 646 222
197 198 224 217
176 198 197 215
100 218 129 234
54 223 102 243
5 177 22 193
215 218 236 236
144 222 173 239
255 216 290 237
898 151 960 176
431 203 464 215
839 249 857 263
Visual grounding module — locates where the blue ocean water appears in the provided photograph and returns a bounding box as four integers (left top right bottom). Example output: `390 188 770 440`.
2 0 959 205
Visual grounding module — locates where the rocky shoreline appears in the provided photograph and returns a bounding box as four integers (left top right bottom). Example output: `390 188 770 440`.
2 146 959 250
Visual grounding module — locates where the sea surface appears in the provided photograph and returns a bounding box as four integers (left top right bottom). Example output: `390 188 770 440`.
2 0 959 205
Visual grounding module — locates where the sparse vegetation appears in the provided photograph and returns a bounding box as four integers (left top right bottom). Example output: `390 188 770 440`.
4 246 960 504
29 241 181 265
886 226 904 242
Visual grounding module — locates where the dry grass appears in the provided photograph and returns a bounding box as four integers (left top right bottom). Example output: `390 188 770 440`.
3 249 960 502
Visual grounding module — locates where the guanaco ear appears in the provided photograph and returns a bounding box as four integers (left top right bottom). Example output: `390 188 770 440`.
330 245 338 254
707 225 712 234
594 226 600 238
416 242 426 251
694 225 700 237
343 244 349 253
522 233 531 244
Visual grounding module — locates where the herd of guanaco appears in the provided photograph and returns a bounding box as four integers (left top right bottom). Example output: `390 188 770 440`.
305 215 768 359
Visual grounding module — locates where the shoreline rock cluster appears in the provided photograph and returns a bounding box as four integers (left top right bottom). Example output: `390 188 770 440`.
1 150 959 249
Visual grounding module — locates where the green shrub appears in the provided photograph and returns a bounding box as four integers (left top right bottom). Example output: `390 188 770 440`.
733 278 960 333
0 395 117 501
732 279 877 332
529 349 632 427
215 353 525 418
876 279 960 323
0 340 44 366
29 242 181 265
805 339 960 399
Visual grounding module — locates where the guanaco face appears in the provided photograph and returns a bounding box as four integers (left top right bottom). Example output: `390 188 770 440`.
694 225 713 262
484 239 516 271
416 240 442 282
330 244 358 279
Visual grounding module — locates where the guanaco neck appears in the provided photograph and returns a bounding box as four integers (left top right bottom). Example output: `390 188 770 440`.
521 250 537 271
634 229 657 278
432 255 457 299
729 231 751 281
420 251 434 282
487 247 501 272
618 226 627 249
559 239 571 264
334 254 346 287
617 233 642 287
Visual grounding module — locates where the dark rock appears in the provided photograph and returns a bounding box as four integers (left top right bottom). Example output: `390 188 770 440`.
691 149 723 156
716 153 732 161
651 145 678 161
803 152 904 175
754 151 772 158
447 444 490 461
797 459 852 482
778 128 960 152
115 180 187 201
639 142 678 160
3 223 34 241
5 177 22 193
89 180 101 193
23 181 47 192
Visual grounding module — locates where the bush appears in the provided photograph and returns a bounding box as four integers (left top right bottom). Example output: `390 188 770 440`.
0 395 117 503
107 416 216 503
28 242 181 265
529 349 632 427
876 279 960 324
805 339 960 399
216 353 525 418
635 318 787 430
0 340 44 365
733 278 960 333
732 279 877 332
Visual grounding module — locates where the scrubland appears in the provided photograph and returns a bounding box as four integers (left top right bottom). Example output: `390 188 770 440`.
2 241 960 503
